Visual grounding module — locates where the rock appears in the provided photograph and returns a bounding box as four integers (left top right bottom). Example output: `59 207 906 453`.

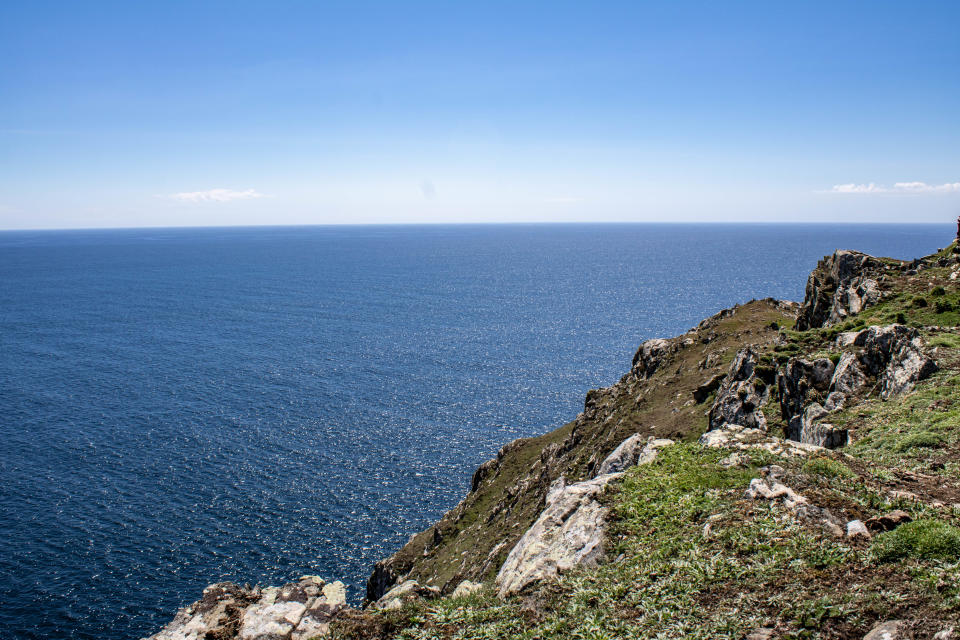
836 331 860 348
796 250 883 330
370 580 440 611
934 627 956 640
745 629 775 640
830 352 867 396
145 582 261 640
451 580 484 598
596 435 673 476
693 373 726 403
700 423 824 458
823 391 846 412
708 349 769 432
145 577 346 640
778 358 836 441
863 620 906 640
801 421 848 449
632 338 674 379
718 451 751 468
881 339 939 399
846 519 871 540
496 472 619 597
865 510 912 533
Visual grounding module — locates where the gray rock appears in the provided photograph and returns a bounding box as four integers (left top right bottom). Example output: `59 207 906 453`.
823 391 846 412
846 519 871 540
631 338 673 379
852 325 938 398
693 373 726 403
830 353 866 395
793 403 848 449
700 423 824 458
451 580 484 598
496 474 615 597
145 577 346 640
863 620 906 640
778 358 835 439
708 349 769 432
745 629 775 640
370 580 440 611
745 467 844 537
796 250 883 330
934 627 956 640
596 435 673 476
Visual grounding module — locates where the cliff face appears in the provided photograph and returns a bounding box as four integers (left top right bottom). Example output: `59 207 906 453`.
365 298 797 601
146 241 960 640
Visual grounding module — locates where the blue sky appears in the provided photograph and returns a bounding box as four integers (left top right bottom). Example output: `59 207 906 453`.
1 1 958 229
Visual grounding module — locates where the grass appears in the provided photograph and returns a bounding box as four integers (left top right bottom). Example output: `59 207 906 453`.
873 520 960 562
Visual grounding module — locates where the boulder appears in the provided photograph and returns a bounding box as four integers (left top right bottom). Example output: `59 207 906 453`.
846 520 871 540
778 358 835 438
863 621 906 640
596 435 673 476
370 580 440 611
693 373 726 403
451 580 484 598
823 391 846 412
708 349 769 432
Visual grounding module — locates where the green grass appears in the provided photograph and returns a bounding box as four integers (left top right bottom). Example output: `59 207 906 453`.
873 520 960 562
802 456 855 479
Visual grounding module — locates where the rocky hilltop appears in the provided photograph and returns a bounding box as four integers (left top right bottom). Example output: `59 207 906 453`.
146 240 960 640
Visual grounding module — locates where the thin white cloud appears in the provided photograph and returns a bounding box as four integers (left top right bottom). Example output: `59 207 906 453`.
825 181 960 194
168 188 267 202
544 196 583 204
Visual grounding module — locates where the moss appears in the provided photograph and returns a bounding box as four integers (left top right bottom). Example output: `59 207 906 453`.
932 286 947 297
873 519 960 562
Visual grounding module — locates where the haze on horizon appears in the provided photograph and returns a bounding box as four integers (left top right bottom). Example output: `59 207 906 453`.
1 1 958 231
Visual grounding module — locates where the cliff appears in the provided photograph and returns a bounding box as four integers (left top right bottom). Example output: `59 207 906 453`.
146 240 960 640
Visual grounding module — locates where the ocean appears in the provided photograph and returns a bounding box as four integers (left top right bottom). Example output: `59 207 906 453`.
0 223 949 639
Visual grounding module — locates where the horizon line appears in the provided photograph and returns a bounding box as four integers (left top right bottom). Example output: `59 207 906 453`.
0 220 953 233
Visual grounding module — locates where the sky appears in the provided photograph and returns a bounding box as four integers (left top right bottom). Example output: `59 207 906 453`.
1 1 958 229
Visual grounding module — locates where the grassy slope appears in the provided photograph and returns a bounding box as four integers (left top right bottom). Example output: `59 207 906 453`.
337 244 960 640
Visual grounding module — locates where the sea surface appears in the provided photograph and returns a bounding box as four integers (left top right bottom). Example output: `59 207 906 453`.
0 223 949 640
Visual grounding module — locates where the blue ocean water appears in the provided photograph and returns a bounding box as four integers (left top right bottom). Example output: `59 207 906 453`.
0 223 949 640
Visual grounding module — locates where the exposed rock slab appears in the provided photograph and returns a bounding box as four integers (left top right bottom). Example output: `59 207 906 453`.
700 423 824 458
863 621 906 640
145 576 346 640
496 438 673 597
796 250 885 330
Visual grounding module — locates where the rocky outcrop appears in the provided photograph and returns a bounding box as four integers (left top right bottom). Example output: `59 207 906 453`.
631 337 674 379
369 580 440 611
796 250 885 330
495 437 673 597
777 357 835 441
707 348 770 432
145 576 347 640
854 325 938 399
830 352 867 395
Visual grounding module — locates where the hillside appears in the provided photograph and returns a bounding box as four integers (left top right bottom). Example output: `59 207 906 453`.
147 239 960 640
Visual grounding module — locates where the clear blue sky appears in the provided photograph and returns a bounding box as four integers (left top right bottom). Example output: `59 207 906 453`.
1 1 958 229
